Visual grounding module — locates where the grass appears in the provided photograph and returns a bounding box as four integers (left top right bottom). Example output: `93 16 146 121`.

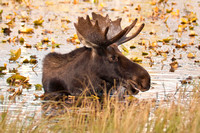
1 81 200 133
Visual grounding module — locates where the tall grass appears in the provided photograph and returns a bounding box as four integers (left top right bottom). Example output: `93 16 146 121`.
1 82 200 133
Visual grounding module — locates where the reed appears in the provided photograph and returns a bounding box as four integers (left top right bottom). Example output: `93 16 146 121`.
1 81 200 133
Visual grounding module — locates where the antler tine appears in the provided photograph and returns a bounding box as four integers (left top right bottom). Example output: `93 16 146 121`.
86 15 92 26
94 20 99 28
92 12 108 20
124 18 138 37
109 26 129 44
117 22 145 45
115 18 137 44
104 26 109 40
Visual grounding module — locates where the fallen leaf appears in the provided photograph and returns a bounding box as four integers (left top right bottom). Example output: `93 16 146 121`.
2 28 12 35
181 18 188 24
166 8 173 13
189 31 197 36
187 53 196 59
170 61 179 72
9 48 21 61
19 27 34 34
130 45 136 49
19 37 25 44
121 45 129 53
35 84 43 91
25 43 32 48
131 57 142 62
30 59 38 64
142 52 148 56
23 59 29 63
0 63 7 72
33 17 44 25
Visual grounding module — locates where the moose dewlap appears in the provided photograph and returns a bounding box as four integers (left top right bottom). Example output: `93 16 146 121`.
42 12 151 99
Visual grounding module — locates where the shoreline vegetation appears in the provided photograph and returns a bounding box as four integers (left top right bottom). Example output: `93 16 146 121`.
1 81 200 133
0 0 200 132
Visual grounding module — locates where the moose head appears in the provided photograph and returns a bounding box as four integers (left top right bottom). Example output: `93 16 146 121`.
42 12 151 99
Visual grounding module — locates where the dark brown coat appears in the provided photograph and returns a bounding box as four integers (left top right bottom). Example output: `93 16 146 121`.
42 13 150 99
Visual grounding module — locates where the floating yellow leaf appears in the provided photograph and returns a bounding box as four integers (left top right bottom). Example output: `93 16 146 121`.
189 26 194 30
67 34 80 45
23 59 29 63
61 17 71 23
25 43 32 48
130 45 136 49
9 48 21 61
42 37 50 43
162 37 172 43
121 45 129 53
190 17 197 23
166 8 173 13
35 84 43 91
7 74 31 88
19 37 25 44
33 17 44 25
170 61 178 68
75 39 80 44
142 52 148 56
174 43 187 48
7 74 26 84
149 42 158 48
30 59 38 64
131 57 142 62
135 5 141 11
171 9 179 17
19 27 34 34
189 31 197 36
170 61 179 72
0 63 7 72
181 18 188 24
187 53 196 59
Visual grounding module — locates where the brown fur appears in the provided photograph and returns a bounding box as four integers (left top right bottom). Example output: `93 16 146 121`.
42 13 150 99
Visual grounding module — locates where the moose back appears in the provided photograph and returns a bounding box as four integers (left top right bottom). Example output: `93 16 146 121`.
42 12 151 99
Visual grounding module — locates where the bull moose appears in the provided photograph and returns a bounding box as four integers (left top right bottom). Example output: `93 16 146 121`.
42 12 151 100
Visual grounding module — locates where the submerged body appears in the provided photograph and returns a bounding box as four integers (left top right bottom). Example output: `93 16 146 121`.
42 13 151 99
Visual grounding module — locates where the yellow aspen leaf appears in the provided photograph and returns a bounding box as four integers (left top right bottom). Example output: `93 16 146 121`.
9 48 21 61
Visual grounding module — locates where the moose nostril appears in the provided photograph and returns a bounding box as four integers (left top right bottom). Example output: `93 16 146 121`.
139 78 151 91
143 79 151 91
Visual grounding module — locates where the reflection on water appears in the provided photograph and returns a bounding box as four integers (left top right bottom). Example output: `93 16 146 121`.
0 0 200 116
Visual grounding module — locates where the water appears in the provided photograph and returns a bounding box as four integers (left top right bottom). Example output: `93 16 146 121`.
0 0 200 115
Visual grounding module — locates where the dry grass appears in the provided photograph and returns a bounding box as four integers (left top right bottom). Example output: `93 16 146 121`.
1 82 200 133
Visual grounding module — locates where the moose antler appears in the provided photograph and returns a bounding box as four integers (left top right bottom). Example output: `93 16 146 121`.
74 12 144 48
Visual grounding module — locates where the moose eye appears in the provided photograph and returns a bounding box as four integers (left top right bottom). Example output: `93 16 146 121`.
108 55 118 62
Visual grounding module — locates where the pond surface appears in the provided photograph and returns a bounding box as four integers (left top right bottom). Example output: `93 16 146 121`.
0 0 200 115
